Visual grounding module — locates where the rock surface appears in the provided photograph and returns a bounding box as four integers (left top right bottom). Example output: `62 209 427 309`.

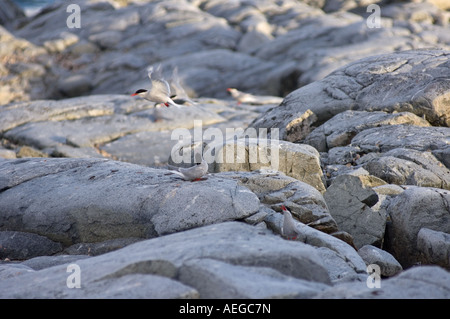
0 0 449 299
0 158 260 245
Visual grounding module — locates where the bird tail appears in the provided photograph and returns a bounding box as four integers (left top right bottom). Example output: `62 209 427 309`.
166 98 184 108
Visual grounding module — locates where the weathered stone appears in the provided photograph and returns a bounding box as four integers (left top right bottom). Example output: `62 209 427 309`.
363 148 450 190
315 266 450 299
0 158 260 246
250 50 450 142
0 264 34 281
324 173 387 249
351 125 450 153
264 211 367 284
212 138 326 193
357 245 403 277
216 170 337 233
58 74 93 97
21 255 91 270
385 187 450 268
0 231 62 260
416 228 450 269
179 258 329 298
304 111 430 152
0 147 16 159
63 237 143 256
0 222 332 298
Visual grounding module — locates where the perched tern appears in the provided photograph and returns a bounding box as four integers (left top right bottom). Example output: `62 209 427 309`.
280 205 300 240
169 156 208 181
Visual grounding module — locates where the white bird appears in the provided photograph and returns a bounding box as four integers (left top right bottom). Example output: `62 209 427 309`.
131 64 183 108
280 205 300 240
169 66 197 106
227 88 283 105
169 156 208 181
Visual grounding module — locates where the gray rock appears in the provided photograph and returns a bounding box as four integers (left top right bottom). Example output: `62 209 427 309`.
357 245 403 277
79 274 200 299
416 228 450 269
250 49 450 141
155 49 297 99
304 110 430 152
3 97 225 154
0 95 117 134
0 264 35 281
58 74 93 97
0 0 25 28
0 222 332 298
385 187 450 268
363 148 450 190
100 130 180 167
326 146 361 165
21 255 91 270
0 26 56 104
216 170 337 233
0 231 62 260
315 265 450 299
179 258 329 298
0 158 260 245
264 211 367 283
351 125 450 153
63 237 143 256
324 173 387 249
211 138 326 193
432 146 450 169
0 147 16 159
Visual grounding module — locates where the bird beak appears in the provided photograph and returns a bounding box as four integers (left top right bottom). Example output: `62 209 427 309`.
165 103 170 107
131 93 138 96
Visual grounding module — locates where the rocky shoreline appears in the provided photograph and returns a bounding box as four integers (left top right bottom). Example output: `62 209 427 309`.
0 0 449 299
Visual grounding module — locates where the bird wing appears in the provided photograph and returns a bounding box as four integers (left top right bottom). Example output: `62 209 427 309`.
147 63 163 81
170 67 196 104
150 79 171 98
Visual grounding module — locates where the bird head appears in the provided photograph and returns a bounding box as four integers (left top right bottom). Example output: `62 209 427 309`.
280 205 289 214
131 89 148 97
226 88 235 94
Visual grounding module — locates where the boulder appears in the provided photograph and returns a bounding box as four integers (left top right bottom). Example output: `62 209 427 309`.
264 211 367 284
324 171 387 249
303 110 431 152
357 245 403 277
0 158 260 246
21 255 91 271
416 228 450 269
3 98 225 150
0 0 25 28
211 138 326 193
216 170 337 233
385 187 450 268
363 148 450 190
249 49 450 142
0 222 332 298
0 264 35 281
0 231 62 260
315 266 450 299
179 258 329 298
350 125 450 153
